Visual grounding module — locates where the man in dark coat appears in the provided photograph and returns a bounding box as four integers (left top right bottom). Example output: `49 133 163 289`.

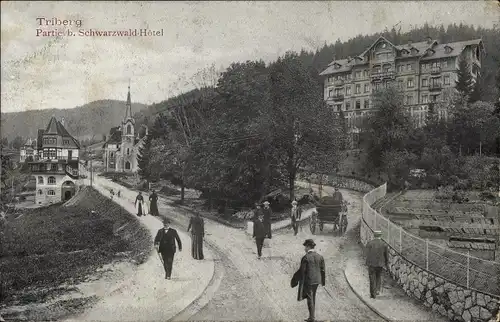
365 230 389 298
291 239 325 322
332 187 343 205
262 201 273 239
154 218 182 279
253 213 267 259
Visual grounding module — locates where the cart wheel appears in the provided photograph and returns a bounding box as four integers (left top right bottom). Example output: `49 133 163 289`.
319 222 324 232
309 216 316 235
340 215 348 234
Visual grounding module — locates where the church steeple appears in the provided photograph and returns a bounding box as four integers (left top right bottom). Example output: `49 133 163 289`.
124 80 132 120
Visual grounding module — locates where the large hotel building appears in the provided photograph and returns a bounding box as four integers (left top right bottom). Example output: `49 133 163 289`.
320 36 484 148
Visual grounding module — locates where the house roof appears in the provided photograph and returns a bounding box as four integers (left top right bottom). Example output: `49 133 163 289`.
102 126 122 147
320 38 483 76
40 117 81 149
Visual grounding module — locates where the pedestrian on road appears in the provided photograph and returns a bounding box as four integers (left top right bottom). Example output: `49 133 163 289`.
332 187 343 205
135 192 145 217
110 189 115 200
253 213 267 259
262 201 273 239
154 218 182 280
187 213 205 260
291 239 325 322
291 200 301 236
149 190 160 216
117 190 121 198
253 202 263 220
365 230 389 299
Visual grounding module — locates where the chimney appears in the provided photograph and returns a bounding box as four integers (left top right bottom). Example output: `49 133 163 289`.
426 36 433 44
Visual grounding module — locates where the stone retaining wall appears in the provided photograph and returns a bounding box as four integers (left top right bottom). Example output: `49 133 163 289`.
360 198 500 322
297 173 376 193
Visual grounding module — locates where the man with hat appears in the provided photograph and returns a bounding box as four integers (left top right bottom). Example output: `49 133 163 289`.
262 201 273 239
365 230 389 298
290 200 301 236
154 217 182 279
332 186 343 205
291 239 325 322
253 212 267 259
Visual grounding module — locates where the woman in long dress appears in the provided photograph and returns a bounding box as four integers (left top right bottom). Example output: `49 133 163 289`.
187 213 205 260
149 190 159 216
135 192 145 217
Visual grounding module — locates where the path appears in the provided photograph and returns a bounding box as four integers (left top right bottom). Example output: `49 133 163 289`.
65 177 215 322
90 175 382 321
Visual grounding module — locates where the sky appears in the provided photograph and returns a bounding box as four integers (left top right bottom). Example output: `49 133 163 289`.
1 1 499 113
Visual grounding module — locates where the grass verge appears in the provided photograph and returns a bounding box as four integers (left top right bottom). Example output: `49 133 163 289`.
0 186 151 309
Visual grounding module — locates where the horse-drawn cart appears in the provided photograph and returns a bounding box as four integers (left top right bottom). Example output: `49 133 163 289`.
309 196 348 235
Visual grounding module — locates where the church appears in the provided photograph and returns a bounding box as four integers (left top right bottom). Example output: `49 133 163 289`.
102 85 148 173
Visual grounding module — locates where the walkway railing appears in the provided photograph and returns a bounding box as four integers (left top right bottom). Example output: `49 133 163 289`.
362 184 500 296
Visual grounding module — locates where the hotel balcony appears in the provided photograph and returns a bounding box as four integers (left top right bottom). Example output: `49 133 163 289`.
429 83 442 91
430 66 442 75
333 79 345 87
28 155 79 163
328 94 344 102
371 71 395 81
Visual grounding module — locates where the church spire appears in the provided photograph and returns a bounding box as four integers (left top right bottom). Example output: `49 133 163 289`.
125 79 132 120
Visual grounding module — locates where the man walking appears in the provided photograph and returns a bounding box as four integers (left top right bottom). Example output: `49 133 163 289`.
291 200 301 236
365 230 389 298
253 213 267 259
262 201 273 239
154 218 182 279
332 186 343 205
292 239 325 322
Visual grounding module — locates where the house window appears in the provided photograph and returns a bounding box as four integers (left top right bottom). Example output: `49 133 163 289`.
63 139 70 145
364 83 369 93
407 64 412 71
422 95 429 103
355 84 361 94
38 189 43 195
127 125 132 134
329 89 334 97
335 88 342 96
49 150 56 159
346 86 351 95
398 79 404 89
125 161 131 170
363 99 368 109
335 104 342 111
363 70 368 77
355 100 361 109
355 71 361 79
375 82 382 91
345 102 351 110
48 176 56 185
422 79 428 87
127 148 130 155
48 190 55 196
444 75 450 85
431 95 439 102
406 95 413 105
51 164 57 171
38 176 43 184
407 78 414 88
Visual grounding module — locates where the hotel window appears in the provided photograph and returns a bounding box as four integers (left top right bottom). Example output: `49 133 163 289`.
49 150 56 159
48 190 55 196
407 64 412 71
38 189 43 195
407 78 414 88
51 164 57 171
329 89 334 97
335 104 342 111
335 88 342 96
363 99 368 109
355 100 361 109
422 95 429 103
375 82 382 91
355 84 361 94
38 176 44 184
431 94 439 102
127 148 130 155
48 176 56 185
363 70 368 77
346 86 351 95
355 71 361 79
422 78 428 87
398 79 404 89
346 102 351 110
444 75 450 85
406 95 413 105
364 83 369 93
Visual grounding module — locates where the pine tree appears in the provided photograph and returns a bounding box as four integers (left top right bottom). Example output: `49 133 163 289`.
455 57 474 98
468 78 482 104
137 134 152 181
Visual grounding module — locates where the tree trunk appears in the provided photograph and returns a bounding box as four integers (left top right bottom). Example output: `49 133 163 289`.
289 171 295 201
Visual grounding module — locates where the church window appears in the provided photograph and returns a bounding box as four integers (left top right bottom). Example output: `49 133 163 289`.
125 161 131 170
127 148 130 155
127 125 132 134
48 176 56 185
